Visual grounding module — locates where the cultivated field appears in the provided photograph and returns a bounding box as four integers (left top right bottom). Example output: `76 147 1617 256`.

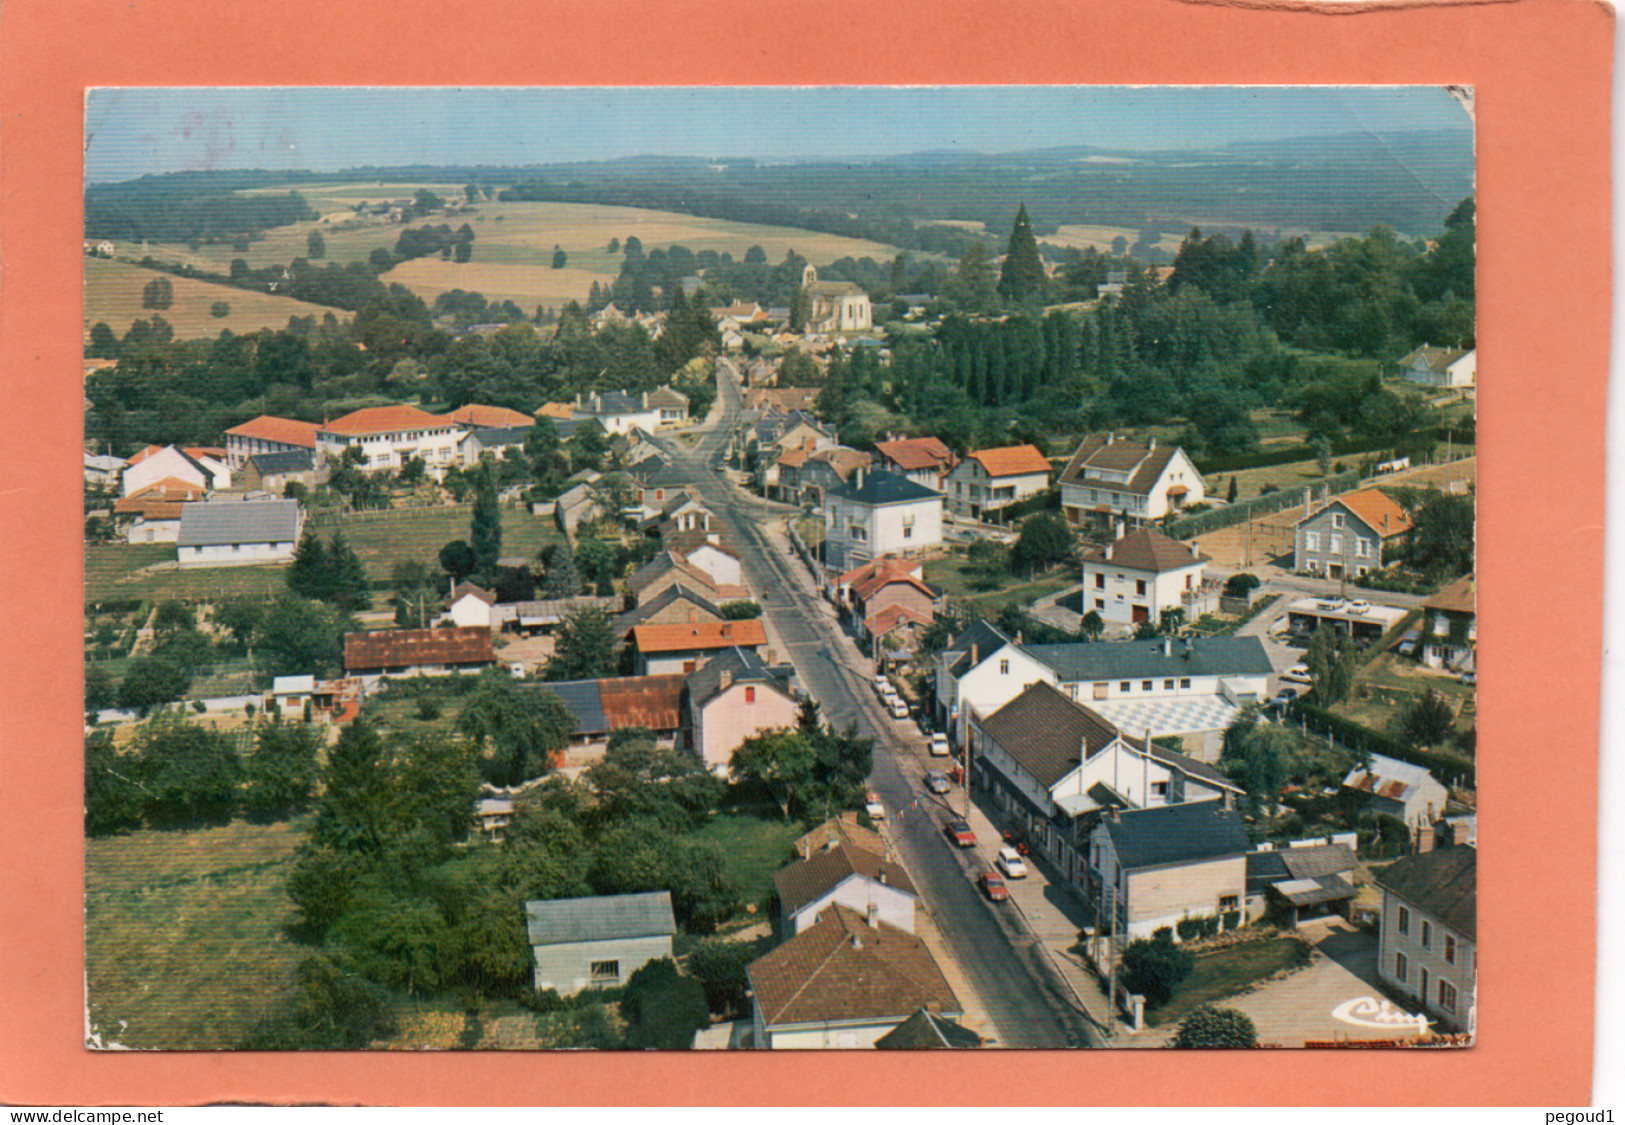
84 257 346 342
85 818 309 1049
126 193 907 315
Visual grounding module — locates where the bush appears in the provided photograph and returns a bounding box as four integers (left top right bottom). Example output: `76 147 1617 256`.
1171 1005 1258 1048
416 697 442 721
619 958 709 1049
1223 573 1261 598
1119 929 1194 1007
686 938 761 1017
1290 702 1474 788
719 601 763 620
1176 917 1203 941
1222 910 1242 931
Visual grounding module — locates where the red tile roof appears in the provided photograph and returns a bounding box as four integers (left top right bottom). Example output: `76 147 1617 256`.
1058 434 1181 496
875 436 956 473
183 446 227 462
449 581 494 606
125 445 165 467
321 405 453 436
225 416 322 449
1081 527 1210 573
444 404 536 429
866 602 935 635
774 842 917 911
1422 573 1475 616
536 402 576 420
343 626 495 672
120 477 209 503
747 905 959 1028
1329 488 1414 539
967 444 1052 478
631 619 767 654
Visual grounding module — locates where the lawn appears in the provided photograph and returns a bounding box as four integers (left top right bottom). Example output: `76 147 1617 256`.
84 257 346 342
1206 458 1340 504
1334 651 1476 743
85 818 310 1049
85 543 291 606
924 556 1075 619
1144 935 1310 1028
685 812 805 913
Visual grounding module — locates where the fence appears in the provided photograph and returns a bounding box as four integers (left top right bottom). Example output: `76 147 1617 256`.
309 501 477 525
1164 470 1360 538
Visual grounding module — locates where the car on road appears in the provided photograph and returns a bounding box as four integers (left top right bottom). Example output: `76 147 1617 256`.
944 819 977 847
1001 829 1030 856
979 871 1009 902
888 695 910 719
996 846 1028 879
929 732 951 757
924 770 951 795
865 791 886 820
1279 662 1313 685
1271 686 1300 707
872 674 890 695
1459 671 1476 686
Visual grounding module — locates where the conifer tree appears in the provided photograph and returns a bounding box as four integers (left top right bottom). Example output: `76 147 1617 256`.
287 530 328 602
997 204 1047 304
469 467 503 577
327 531 372 612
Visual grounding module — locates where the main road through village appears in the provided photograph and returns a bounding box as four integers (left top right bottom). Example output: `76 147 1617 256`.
649 358 1098 1048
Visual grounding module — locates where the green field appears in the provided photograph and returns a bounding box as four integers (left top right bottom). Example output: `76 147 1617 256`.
1334 651 1475 744
1144 936 1310 1028
85 818 309 1049
84 257 347 342
85 504 564 607
685 813 805 913
123 194 906 315
924 556 1075 619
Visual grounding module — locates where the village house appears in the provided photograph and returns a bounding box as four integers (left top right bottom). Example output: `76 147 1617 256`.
612 584 726 641
121 444 230 497
83 452 126 488
628 551 721 607
1396 344 1476 390
793 812 887 861
630 618 768 676
489 596 623 640
934 620 1057 748
458 426 533 468
970 681 1243 881
264 675 364 726
647 386 691 428
745 386 822 415
342 626 496 680
524 891 677 996
783 446 872 507
176 499 303 568
800 264 873 333
1292 487 1414 579
114 478 209 543
944 444 1053 520
442 403 536 430
1079 527 1210 627
233 449 320 496
516 674 687 751
873 436 958 491
1420 574 1476 673
223 415 322 469
571 389 663 436
316 405 466 479
1342 753 1450 831
673 538 744 590
1081 800 1251 940
443 582 496 629
773 842 918 936
747 905 959 1049
682 646 800 774
830 556 938 653
1376 845 1476 1033
874 1009 983 1050
821 469 943 573
1245 842 1360 927
1058 434 1204 530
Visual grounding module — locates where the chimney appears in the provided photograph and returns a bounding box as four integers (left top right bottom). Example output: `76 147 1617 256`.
1190 541 1200 559
1110 806 1121 823
1106 433 1116 446
1115 520 1126 541
1105 543 1114 562
867 902 880 926
1417 822 1436 854
1162 636 1172 657
970 644 979 667
1303 486 1313 514
719 670 733 692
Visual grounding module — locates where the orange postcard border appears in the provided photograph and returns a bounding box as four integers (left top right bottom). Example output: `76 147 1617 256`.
0 0 1609 1106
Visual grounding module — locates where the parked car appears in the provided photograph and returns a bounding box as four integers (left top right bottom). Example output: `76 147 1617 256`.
924 770 951 795
1001 829 1030 856
1280 663 1313 685
1459 671 1476 686
872 674 890 695
889 695 910 719
1271 686 1300 707
865 791 886 820
979 871 1009 902
929 732 951 757
944 819 977 847
996 846 1028 879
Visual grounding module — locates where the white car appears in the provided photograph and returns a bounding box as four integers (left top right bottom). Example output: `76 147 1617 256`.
1279 663 1313 685
889 695 910 719
865 792 886 820
872 674 890 695
996 846 1029 879
929 732 951 757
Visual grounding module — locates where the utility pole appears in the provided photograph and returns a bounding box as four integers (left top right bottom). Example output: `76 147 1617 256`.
1104 881 1118 1040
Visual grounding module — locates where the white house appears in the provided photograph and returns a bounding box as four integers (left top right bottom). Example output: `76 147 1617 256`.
1420 574 1475 673
121 444 228 497
444 582 496 629
1397 345 1476 390
1342 753 1450 831
679 540 743 590
1375 845 1476 1034
571 390 662 436
316 405 466 478
647 386 690 428
175 499 302 568
1058 434 1204 530
524 891 677 996
83 452 126 488
934 620 1057 749
1079 527 1210 627
821 469 942 572
773 842 918 936
943 444 1052 520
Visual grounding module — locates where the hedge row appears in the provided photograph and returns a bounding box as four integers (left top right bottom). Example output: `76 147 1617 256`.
1164 470 1360 538
1288 701 1475 789
1194 429 1475 476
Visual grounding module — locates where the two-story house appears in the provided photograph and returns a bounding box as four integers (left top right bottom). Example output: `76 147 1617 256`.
1082 800 1251 939
831 556 938 651
773 842 917 936
873 436 958 491
316 405 466 479
224 415 322 470
1420 574 1476 673
682 646 799 774
933 620 1056 747
1058 434 1204 530
821 469 943 572
1292 487 1414 579
944 445 1053 520
1079 527 1210 626
1376 845 1476 1034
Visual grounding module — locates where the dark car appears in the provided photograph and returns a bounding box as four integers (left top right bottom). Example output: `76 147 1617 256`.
945 819 977 848
979 871 1009 902
1001 829 1030 856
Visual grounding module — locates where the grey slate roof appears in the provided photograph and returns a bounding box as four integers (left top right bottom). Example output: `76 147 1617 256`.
979 681 1122 789
685 645 781 708
826 469 940 507
468 425 532 449
1246 844 1357 894
177 500 301 547
1024 636 1274 683
524 891 676 946
875 1008 983 1049
1375 845 1476 940
940 619 1013 676
611 583 724 637
247 449 314 474
1103 800 1249 871
522 680 605 735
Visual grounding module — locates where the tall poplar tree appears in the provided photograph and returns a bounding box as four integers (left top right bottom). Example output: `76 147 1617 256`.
997 204 1047 304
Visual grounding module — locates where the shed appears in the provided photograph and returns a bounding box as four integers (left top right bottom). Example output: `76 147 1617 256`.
523 891 677 995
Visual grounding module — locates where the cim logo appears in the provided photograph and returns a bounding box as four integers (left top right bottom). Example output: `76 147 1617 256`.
1331 996 1432 1034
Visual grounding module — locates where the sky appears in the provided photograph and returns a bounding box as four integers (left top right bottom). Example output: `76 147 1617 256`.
84 86 1472 185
